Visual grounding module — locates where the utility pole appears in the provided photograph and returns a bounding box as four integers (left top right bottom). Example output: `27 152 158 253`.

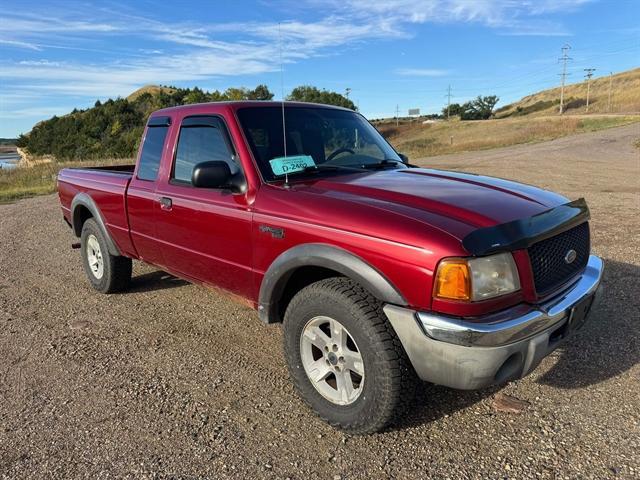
607 72 613 112
584 68 595 113
345 87 351 98
558 44 572 115
395 104 400 127
445 85 452 120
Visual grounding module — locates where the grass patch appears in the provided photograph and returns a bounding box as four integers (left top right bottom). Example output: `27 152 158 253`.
377 114 640 159
401 137 441 156
0 158 132 203
577 116 638 131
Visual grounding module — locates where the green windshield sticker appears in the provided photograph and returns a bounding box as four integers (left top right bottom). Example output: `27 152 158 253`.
269 155 316 176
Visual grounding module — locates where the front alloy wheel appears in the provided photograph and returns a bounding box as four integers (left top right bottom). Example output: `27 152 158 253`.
300 316 365 405
283 277 417 434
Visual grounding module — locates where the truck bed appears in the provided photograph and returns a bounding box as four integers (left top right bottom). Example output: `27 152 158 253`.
67 164 135 174
57 165 136 257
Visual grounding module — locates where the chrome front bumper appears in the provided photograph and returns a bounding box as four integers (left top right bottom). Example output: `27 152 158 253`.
384 255 604 390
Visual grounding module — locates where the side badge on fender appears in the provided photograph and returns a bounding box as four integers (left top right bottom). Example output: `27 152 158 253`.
259 225 285 239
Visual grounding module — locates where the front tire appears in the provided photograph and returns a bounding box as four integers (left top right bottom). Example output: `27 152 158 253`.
80 218 132 293
283 277 417 434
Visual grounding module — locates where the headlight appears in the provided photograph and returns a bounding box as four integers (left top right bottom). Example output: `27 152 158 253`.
434 252 520 301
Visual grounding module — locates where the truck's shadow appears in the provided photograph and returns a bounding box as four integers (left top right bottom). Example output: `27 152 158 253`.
537 258 639 389
391 383 501 431
393 258 639 430
127 271 189 293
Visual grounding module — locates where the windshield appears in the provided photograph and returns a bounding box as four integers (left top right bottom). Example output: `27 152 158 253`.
237 106 403 181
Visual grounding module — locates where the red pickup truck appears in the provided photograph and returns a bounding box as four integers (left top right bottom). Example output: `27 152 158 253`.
58 101 603 433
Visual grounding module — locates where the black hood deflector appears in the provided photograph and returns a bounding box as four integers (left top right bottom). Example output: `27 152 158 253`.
462 198 590 256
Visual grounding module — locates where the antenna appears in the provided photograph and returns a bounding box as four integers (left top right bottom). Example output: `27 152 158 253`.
278 23 289 187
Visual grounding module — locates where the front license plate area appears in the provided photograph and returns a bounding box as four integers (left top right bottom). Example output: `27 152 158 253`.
569 293 595 332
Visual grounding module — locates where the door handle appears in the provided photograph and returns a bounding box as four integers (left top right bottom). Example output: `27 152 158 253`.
159 196 173 211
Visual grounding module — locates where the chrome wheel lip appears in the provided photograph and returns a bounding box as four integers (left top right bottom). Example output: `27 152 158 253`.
86 234 104 280
300 315 365 406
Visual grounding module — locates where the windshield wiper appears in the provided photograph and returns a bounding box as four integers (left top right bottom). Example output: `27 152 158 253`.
304 164 367 173
359 159 404 170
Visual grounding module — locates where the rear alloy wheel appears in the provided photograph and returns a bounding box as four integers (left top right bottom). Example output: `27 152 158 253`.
283 277 417 434
85 234 104 280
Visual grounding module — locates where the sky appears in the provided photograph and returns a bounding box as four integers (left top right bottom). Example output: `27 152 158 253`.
0 0 639 138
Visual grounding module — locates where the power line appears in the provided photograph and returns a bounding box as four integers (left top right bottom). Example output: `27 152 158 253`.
584 68 596 113
558 44 572 115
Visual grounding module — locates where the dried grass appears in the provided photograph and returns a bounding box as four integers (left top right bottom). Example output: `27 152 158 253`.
378 115 640 159
0 158 132 203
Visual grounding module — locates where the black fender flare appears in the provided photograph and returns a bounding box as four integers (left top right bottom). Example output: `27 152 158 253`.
258 243 407 324
70 193 121 256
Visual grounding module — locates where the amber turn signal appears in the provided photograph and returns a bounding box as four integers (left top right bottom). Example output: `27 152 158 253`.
433 259 471 301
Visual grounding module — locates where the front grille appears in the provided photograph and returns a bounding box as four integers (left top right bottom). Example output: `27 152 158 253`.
528 222 590 295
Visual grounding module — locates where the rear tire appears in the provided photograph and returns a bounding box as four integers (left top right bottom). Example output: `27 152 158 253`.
283 277 417 434
80 218 131 293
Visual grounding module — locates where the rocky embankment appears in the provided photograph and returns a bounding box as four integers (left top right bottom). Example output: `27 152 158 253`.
16 147 53 167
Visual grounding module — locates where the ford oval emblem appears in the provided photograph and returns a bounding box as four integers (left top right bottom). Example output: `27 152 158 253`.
564 249 577 264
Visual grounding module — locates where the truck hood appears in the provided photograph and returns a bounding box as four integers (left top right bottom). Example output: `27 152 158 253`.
292 168 568 240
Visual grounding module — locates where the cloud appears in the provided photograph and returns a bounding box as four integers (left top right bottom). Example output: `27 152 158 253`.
0 105 81 119
4 13 119 34
498 23 571 37
394 68 450 77
320 0 589 35
18 59 63 67
0 39 42 51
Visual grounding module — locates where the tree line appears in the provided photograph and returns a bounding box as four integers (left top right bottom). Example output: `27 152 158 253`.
442 95 500 120
17 85 356 161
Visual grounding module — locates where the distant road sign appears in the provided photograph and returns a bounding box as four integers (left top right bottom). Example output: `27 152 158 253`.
408 108 420 116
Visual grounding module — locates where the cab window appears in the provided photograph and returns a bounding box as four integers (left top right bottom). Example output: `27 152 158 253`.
172 116 239 185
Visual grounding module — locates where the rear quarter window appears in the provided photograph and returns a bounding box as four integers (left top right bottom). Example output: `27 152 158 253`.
137 125 169 181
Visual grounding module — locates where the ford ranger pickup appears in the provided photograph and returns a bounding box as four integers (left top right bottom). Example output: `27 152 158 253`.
57 101 603 434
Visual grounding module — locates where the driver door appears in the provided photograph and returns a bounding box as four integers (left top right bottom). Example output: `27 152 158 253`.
153 115 253 298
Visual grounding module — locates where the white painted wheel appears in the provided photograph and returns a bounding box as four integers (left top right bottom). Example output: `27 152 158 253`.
85 234 104 280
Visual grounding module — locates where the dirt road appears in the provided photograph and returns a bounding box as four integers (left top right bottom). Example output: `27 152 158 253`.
1 124 639 479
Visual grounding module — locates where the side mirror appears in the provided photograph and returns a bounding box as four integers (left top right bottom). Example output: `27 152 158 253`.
398 153 409 164
192 161 233 189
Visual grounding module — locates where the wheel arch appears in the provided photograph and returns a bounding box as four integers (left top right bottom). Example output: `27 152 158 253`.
71 193 121 256
258 243 407 324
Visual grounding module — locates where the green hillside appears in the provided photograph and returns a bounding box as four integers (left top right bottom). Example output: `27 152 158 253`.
16 84 275 161
17 83 358 162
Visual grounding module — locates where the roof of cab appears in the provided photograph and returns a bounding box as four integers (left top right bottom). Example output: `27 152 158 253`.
149 100 354 118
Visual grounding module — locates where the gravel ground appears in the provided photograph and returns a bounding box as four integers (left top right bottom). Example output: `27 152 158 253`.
1 123 639 479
